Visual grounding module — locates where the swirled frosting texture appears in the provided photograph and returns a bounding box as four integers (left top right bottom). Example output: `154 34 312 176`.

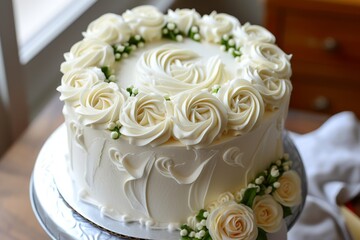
136 45 229 96
76 82 126 128
83 13 132 45
172 90 227 148
60 39 115 74
58 5 293 148
122 5 165 42
167 8 201 34
201 11 240 43
120 93 173 146
57 67 105 107
217 78 264 135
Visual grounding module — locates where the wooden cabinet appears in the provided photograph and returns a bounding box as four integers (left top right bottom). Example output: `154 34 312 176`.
265 0 360 116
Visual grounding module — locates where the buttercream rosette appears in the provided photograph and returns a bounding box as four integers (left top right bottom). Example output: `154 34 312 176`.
200 11 240 43
216 78 264 135
119 92 173 146
57 67 105 107
233 22 276 45
166 8 201 34
172 90 228 148
83 13 132 45
76 82 126 128
60 39 115 74
122 5 165 42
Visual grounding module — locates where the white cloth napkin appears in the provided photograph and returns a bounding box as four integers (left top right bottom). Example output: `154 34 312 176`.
288 111 360 240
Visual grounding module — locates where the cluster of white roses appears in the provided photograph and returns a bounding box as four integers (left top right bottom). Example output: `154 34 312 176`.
180 155 302 240
57 5 292 148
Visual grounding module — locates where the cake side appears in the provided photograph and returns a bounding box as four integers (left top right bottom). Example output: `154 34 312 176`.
63 102 286 230
57 5 299 240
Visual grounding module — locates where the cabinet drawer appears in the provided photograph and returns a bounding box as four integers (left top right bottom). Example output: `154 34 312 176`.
290 77 360 115
283 12 360 66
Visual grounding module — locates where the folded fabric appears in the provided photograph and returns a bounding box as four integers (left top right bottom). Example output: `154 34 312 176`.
288 111 360 240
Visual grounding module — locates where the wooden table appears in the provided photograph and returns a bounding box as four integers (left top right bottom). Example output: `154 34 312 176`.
0 95 329 240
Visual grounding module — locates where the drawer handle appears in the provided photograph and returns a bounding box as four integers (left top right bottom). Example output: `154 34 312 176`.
323 37 338 52
313 96 330 111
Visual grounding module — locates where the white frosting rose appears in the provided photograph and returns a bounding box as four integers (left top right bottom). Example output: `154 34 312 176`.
234 23 275 44
200 11 240 43
252 195 283 233
57 67 105 106
60 39 115 74
120 92 173 146
167 8 201 34
239 41 292 79
83 13 132 45
76 82 126 128
172 90 227 148
216 78 264 135
240 65 292 110
122 5 165 42
273 170 302 207
136 45 229 96
206 201 258 240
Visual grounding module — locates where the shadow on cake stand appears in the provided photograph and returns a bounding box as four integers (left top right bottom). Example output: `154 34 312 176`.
30 125 306 240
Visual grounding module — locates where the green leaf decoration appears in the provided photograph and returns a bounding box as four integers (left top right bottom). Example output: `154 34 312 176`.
101 66 111 79
282 205 292 218
196 209 207 222
256 228 268 240
240 187 257 207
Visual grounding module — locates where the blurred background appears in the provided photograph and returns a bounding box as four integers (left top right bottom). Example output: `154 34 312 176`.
0 0 359 157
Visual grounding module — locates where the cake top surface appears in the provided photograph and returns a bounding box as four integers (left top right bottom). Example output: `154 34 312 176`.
57 5 292 148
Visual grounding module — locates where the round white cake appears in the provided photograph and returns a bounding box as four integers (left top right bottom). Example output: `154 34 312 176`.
57 5 301 240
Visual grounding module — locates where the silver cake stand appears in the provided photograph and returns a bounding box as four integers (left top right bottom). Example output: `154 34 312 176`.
30 124 306 240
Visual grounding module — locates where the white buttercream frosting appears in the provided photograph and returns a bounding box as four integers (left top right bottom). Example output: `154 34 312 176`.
167 8 201 34
172 90 227 148
122 5 165 42
119 92 173 146
200 11 240 43
83 13 132 45
239 41 292 80
136 44 229 96
76 82 126 128
234 22 276 44
60 39 115 74
57 67 105 107
216 78 264 135
58 5 295 233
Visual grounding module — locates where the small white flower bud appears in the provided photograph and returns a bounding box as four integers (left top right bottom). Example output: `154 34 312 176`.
228 48 235 54
191 26 199 33
273 182 281 188
196 222 203 230
194 33 200 41
138 42 144 48
223 34 229 41
176 35 183 42
134 35 141 41
180 229 188 236
107 122 116 130
199 230 206 237
203 211 209 218
111 131 119 139
265 186 273 194
167 22 175 30
189 231 195 237
122 53 128 58
162 28 169 34
276 160 282 166
200 219 206 226
220 45 227 52
116 45 125 52
228 39 235 46
115 53 121 59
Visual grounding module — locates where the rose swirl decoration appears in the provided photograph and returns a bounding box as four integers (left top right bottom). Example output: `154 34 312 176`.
216 78 265 135
120 92 173 147
172 90 227 148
